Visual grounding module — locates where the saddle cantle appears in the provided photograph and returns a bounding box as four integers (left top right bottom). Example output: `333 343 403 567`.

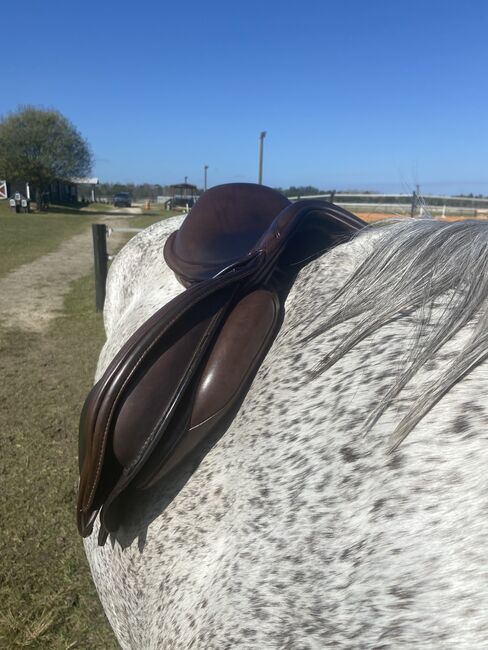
77 183 365 544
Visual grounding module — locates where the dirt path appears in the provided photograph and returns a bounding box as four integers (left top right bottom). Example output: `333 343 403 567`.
96 206 142 220
0 208 141 333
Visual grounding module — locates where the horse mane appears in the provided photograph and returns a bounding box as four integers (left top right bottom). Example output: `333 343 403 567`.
304 218 488 451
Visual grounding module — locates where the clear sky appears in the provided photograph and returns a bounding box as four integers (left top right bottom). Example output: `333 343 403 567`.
2 0 488 194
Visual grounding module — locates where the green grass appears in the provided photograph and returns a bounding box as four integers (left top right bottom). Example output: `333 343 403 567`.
0 202 96 278
143 203 179 217
0 203 131 647
0 201 179 648
0 272 118 649
0 200 175 279
0 200 208 647
128 208 179 230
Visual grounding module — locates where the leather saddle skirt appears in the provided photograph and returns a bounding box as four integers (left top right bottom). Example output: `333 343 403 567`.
77 183 365 544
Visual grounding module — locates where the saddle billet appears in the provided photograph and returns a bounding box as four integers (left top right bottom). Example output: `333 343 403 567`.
77 183 365 544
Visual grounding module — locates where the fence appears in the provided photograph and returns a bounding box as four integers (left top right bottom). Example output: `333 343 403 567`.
91 224 144 311
288 191 488 218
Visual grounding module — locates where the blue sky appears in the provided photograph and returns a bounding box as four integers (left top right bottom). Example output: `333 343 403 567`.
2 0 488 193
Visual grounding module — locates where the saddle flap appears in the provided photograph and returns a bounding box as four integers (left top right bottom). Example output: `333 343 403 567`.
134 288 283 489
77 266 260 537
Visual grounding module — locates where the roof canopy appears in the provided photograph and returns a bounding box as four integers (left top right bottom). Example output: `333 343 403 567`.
71 177 100 185
169 183 198 190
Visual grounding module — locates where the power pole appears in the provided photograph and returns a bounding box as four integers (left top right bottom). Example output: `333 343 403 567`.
204 165 208 191
258 131 266 184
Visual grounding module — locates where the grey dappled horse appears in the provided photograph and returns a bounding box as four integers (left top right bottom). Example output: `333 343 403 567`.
85 214 488 649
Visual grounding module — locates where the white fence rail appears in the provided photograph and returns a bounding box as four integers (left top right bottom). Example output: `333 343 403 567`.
288 192 488 218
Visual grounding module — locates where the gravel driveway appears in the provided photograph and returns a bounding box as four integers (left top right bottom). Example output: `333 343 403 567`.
0 207 140 332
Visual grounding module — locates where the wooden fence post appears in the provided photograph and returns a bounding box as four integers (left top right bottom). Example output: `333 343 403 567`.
92 223 108 312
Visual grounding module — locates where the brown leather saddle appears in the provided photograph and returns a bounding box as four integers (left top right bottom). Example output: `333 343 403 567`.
77 183 365 544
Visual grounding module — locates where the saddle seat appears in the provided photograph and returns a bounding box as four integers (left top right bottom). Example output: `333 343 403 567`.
164 183 291 284
77 183 365 544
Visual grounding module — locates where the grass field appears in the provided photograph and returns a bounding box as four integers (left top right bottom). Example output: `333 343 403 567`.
0 201 178 278
0 275 117 649
0 202 177 648
0 202 96 279
131 203 182 226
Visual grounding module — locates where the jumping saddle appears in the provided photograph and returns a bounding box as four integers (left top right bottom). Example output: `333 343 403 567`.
77 183 365 544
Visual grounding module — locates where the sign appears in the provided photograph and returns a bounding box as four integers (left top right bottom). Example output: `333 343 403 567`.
0 180 6 200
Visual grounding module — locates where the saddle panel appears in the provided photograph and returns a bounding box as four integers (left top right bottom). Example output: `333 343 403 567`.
77 183 366 543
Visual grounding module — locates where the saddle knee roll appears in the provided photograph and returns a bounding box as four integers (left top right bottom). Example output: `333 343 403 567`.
141 288 282 485
191 288 282 428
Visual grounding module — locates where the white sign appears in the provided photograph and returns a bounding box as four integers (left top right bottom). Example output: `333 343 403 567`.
0 180 7 199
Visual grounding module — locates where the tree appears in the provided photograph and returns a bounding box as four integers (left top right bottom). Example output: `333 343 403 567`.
0 106 93 208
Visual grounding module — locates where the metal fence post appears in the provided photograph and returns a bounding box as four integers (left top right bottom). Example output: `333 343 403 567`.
410 190 417 218
258 131 266 184
92 223 108 312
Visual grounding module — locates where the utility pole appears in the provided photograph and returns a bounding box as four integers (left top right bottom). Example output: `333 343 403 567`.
258 131 266 184
204 165 208 191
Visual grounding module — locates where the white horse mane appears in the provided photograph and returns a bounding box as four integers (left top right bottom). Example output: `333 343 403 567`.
306 218 488 450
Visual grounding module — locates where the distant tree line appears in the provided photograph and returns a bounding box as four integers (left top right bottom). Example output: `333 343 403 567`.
95 182 488 209
454 193 488 199
97 183 176 201
275 186 336 197
97 183 336 201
